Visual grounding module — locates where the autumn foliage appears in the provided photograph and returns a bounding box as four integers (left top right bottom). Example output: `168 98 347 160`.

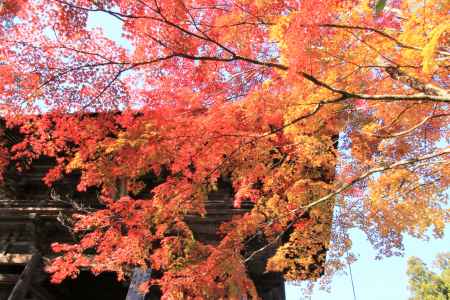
0 0 449 298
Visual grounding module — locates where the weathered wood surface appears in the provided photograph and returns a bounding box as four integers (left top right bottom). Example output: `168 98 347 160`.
7 252 41 300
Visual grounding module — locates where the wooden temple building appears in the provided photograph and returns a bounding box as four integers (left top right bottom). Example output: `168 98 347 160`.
0 123 334 300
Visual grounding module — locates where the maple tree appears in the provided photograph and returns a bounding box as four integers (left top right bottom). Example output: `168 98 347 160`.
0 0 449 298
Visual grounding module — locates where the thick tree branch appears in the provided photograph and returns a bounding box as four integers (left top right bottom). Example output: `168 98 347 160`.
300 71 450 103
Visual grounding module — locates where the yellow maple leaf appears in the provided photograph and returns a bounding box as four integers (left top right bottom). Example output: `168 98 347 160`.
422 21 449 74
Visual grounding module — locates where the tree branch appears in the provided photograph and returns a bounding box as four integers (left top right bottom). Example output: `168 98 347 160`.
244 221 296 263
293 148 450 213
370 113 450 139
320 24 450 57
385 66 448 97
244 148 449 263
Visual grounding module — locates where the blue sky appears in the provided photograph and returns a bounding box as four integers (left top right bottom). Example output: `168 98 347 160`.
287 228 449 300
86 12 449 300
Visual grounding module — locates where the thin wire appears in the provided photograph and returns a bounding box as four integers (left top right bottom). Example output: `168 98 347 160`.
348 260 357 300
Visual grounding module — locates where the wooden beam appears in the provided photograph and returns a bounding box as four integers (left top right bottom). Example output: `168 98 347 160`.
0 274 19 285
7 252 41 300
0 254 32 264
